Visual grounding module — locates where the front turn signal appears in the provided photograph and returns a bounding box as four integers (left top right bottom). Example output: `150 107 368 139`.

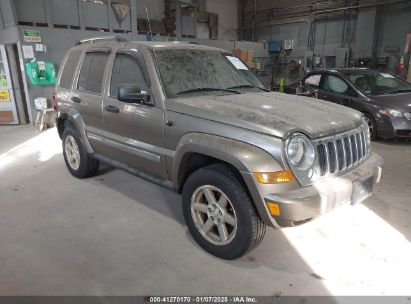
253 170 295 184
266 201 281 216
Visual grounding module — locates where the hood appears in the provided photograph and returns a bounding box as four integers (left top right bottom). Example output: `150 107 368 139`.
166 92 363 139
371 92 411 112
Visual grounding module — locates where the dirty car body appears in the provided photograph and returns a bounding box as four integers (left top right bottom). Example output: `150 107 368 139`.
55 40 384 259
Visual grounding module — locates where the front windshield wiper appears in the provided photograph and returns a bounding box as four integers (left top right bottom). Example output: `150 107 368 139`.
227 85 270 92
177 87 240 95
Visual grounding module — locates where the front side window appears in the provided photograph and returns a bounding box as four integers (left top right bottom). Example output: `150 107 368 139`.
321 74 349 94
110 53 148 98
77 52 109 94
153 49 267 98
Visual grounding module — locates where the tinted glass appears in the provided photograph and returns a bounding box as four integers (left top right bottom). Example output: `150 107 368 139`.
342 70 411 96
154 49 267 98
322 74 349 94
77 52 109 94
59 50 82 89
110 54 148 97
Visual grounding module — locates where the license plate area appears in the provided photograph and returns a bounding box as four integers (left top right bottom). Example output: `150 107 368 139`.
351 175 374 205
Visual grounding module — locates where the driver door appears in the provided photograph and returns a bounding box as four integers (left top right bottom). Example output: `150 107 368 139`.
101 49 167 179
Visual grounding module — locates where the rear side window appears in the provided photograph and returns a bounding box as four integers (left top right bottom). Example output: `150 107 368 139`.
77 52 109 94
110 54 148 98
59 50 82 89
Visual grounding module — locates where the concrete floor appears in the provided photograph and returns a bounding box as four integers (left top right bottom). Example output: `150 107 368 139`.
0 125 410 296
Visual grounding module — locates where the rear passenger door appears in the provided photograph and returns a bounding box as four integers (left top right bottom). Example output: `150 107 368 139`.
72 49 110 151
101 49 167 179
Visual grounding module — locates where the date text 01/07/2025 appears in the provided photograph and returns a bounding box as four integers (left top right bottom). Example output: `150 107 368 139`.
147 296 257 303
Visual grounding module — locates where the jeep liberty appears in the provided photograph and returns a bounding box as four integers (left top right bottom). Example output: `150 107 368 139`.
55 38 384 259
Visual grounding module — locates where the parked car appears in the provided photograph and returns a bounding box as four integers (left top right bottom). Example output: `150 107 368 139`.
55 39 383 259
298 68 411 140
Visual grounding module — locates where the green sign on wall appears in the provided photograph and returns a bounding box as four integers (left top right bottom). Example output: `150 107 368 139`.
23 30 41 43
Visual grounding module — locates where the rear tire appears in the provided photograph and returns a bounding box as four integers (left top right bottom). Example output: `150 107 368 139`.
62 125 100 178
364 112 378 141
182 164 266 260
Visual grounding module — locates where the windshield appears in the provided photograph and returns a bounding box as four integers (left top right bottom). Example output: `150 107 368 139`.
342 70 411 96
153 49 268 98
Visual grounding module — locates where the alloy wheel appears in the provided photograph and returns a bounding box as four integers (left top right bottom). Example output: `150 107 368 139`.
65 135 80 170
190 185 237 246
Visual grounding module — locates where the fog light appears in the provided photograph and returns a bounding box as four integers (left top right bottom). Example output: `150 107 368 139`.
267 201 281 216
253 170 295 184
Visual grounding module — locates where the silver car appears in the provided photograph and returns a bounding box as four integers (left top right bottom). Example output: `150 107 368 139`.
55 38 384 259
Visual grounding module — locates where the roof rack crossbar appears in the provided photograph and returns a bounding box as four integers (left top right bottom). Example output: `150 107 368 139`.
77 36 128 45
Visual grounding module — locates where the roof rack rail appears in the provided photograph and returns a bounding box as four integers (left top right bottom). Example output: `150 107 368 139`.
169 41 199 45
77 36 128 45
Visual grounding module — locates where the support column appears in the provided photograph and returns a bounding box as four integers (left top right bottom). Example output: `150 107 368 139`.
107 0 113 32
130 0 138 35
78 0 85 30
175 0 182 40
44 0 53 28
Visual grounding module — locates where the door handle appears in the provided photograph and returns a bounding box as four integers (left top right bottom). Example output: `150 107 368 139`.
71 96 81 103
104 105 120 113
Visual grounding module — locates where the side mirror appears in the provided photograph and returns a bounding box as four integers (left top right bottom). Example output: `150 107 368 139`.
117 85 151 105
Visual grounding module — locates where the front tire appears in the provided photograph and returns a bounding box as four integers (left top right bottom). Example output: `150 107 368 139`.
182 164 266 260
62 126 100 178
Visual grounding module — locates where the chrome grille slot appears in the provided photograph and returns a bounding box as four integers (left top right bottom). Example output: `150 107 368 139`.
327 142 337 173
317 144 327 176
351 134 358 164
336 139 345 170
343 137 352 167
316 128 369 177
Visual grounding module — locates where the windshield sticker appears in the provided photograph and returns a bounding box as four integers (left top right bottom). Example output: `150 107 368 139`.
380 73 395 78
226 56 248 70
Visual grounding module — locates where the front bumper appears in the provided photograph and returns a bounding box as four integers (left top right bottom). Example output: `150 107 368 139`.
264 152 384 226
377 116 411 138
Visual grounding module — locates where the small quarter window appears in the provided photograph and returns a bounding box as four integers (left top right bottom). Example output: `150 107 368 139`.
59 50 82 89
77 52 109 94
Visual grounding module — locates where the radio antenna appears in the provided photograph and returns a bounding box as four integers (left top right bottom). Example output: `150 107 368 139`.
146 7 153 40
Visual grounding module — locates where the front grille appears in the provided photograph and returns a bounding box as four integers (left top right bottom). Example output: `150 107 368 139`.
316 128 369 176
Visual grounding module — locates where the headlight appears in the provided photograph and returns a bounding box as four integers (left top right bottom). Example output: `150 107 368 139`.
286 133 315 170
379 109 403 118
